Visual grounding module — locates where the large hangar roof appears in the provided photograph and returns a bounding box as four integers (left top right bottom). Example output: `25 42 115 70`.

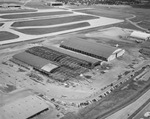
130 31 150 40
13 52 50 69
1 95 49 119
60 38 117 59
45 45 101 64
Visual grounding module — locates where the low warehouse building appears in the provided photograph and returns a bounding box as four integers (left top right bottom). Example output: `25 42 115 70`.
130 31 150 41
60 38 125 62
12 52 58 73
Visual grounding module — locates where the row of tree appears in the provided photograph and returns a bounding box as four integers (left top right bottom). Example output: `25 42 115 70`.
56 0 150 5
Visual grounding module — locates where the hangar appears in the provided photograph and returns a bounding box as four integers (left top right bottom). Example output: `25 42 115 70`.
60 38 125 61
11 48 88 81
45 45 101 68
12 52 58 73
130 31 150 41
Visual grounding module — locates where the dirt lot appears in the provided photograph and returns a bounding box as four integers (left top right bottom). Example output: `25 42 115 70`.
0 23 3 26
74 7 132 19
25 0 55 9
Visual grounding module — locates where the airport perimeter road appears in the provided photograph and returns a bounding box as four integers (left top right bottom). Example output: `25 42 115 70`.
126 15 148 32
106 88 150 119
105 61 150 119
130 99 150 119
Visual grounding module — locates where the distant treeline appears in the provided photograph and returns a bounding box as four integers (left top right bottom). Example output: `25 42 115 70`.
56 0 150 5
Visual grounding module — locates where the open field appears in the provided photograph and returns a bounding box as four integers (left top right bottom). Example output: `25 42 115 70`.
0 1 22 5
0 23 3 26
25 0 55 9
0 9 37 14
74 8 132 19
74 5 150 30
0 89 33 106
0 31 19 41
12 15 99 27
14 22 90 35
0 11 72 19
0 84 16 93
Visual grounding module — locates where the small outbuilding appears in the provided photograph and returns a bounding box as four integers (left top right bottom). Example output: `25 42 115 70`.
130 31 150 41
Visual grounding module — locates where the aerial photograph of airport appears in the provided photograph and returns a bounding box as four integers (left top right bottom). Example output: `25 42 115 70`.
0 0 150 119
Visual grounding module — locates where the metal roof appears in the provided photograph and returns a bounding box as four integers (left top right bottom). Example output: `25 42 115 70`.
45 45 101 64
60 38 118 59
1 95 49 119
13 52 50 69
130 31 150 40
41 63 58 72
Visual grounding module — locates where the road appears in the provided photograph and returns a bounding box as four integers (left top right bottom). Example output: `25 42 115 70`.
106 87 150 119
104 61 150 119
126 15 148 32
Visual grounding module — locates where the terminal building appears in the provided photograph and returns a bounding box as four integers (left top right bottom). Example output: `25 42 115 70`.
60 38 125 62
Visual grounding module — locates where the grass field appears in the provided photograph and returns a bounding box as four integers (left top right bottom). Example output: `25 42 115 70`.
0 1 22 5
25 0 55 9
0 9 37 14
0 23 4 26
12 15 99 27
114 21 145 31
74 8 132 19
75 5 150 30
137 21 150 30
14 22 90 35
0 11 72 19
0 31 19 41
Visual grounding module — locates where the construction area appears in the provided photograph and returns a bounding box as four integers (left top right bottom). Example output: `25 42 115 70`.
0 0 150 119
